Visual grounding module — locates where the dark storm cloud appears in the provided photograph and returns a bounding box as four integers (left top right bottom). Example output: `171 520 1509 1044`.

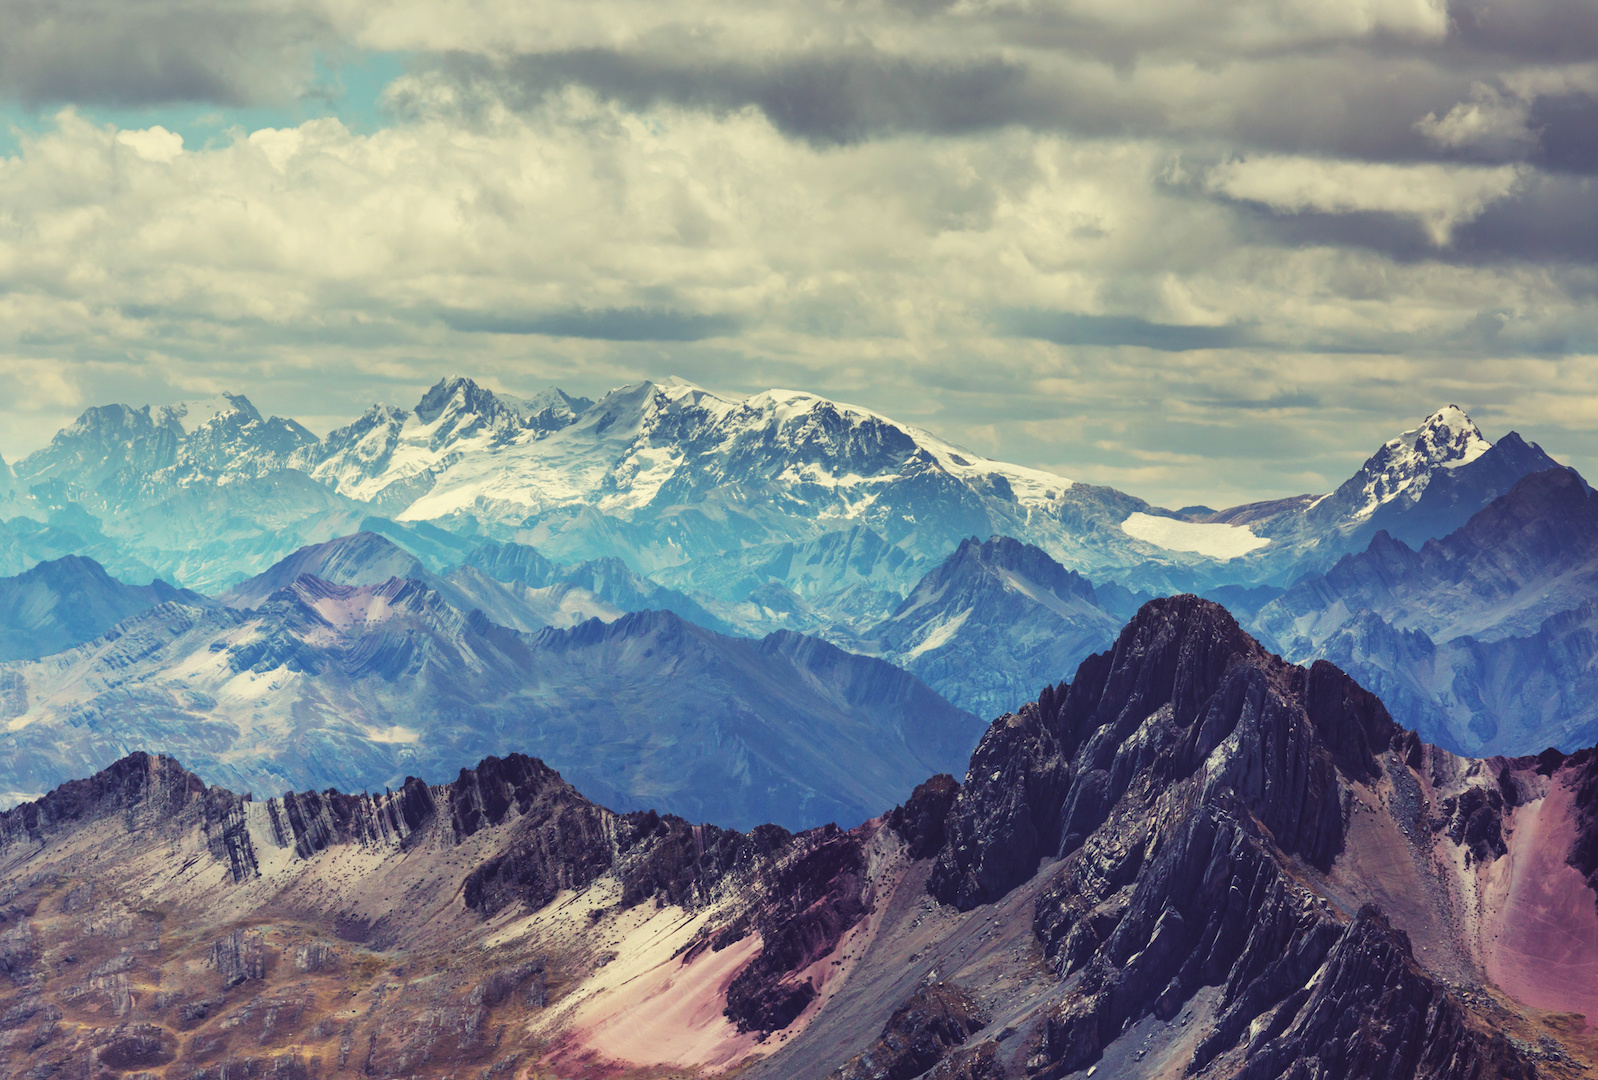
443 307 742 342
1530 94 1598 174
995 310 1253 352
1219 172 1598 268
418 48 1147 147
414 41 1574 174
0 0 327 106
1448 0 1598 62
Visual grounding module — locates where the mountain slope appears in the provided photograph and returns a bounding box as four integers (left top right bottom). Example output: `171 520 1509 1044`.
297 377 1190 587
0 555 205 662
0 577 981 828
222 531 617 632
866 535 1123 718
1136 406 1566 586
1258 467 1598 647
1 599 1592 1079
1248 467 1598 755
462 539 729 633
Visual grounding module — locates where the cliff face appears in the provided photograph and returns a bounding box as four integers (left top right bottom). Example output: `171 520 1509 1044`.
2 598 1596 1080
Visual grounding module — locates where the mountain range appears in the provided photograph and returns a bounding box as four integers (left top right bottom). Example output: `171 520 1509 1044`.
0 535 981 829
1 597 1592 1079
0 384 1593 765
0 380 1564 604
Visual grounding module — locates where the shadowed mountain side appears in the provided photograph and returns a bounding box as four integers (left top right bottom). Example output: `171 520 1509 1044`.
1254 468 1598 755
3 597 1592 1079
221 531 619 632
867 536 1124 719
461 538 733 634
0 554 206 662
0 578 982 829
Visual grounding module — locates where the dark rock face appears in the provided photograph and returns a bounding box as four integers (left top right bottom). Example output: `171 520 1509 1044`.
920 596 1535 1080
1565 748 1598 909
830 982 988 1080
1229 908 1536 1080
208 931 266 988
723 827 875 1033
0 751 260 885
887 774 960 860
612 810 791 908
1432 784 1509 866
457 758 614 916
930 597 1357 911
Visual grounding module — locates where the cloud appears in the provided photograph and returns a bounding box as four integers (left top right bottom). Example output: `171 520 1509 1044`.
1202 156 1525 244
443 307 742 341
996 310 1251 351
1415 83 1537 154
0 0 328 107
0 0 1596 507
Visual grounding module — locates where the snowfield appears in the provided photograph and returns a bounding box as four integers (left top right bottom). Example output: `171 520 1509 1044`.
1121 512 1270 560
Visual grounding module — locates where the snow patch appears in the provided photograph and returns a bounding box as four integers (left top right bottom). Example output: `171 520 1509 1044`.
1122 513 1270 559
904 607 971 660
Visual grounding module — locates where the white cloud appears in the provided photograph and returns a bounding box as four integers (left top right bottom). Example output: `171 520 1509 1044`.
1414 83 1536 152
115 126 186 163
1203 156 1525 245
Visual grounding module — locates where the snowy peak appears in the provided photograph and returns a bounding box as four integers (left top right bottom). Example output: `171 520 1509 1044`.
1401 404 1491 471
413 376 539 450
156 392 262 434
1339 404 1493 521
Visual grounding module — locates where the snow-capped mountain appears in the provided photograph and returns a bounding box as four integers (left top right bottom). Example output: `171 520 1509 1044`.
17 392 316 499
0 572 981 827
1249 466 1598 754
0 385 1573 609
1171 405 1565 581
297 376 1122 577
296 380 594 511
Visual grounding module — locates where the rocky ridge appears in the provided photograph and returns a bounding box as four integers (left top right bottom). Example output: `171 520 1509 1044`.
2 597 1596 1079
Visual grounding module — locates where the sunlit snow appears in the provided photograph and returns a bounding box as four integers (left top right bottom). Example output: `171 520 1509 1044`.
1121 512 1270 559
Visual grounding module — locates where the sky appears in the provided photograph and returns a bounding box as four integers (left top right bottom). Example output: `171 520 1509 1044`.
1 0 1596 509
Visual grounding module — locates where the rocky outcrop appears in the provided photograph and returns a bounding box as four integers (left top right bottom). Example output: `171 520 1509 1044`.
1229 908 1535 1080
917 597 1537 1080
266 775 436 859
722 826 876 1033
1565 747 1598 909
0 751 261 884
887 774 960 860
830 982 988 1080
929 597 1361 911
